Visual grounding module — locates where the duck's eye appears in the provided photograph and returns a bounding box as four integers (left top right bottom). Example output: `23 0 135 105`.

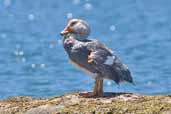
70 21 77 26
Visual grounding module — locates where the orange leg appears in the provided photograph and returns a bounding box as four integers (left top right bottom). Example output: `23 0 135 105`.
94 79 103 96
79 79 103 97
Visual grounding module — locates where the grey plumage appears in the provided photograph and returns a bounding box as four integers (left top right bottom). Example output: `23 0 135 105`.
63 33 133 84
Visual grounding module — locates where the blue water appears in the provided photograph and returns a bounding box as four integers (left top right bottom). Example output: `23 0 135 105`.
0 0 170 99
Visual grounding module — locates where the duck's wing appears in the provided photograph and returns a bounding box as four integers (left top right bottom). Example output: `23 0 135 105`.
85 40 134 84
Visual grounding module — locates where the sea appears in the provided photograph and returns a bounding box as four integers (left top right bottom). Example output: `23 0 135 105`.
0 0 170 99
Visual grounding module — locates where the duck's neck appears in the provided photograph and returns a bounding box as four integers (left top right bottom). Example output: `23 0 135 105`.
63 33 87 42
62 34 80 55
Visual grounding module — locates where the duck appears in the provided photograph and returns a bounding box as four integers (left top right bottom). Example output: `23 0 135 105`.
60 19 134 97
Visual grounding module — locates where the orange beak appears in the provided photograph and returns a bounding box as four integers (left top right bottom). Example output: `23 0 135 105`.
60 26 71 36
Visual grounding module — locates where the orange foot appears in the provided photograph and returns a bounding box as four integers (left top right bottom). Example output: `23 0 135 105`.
79 92 97 98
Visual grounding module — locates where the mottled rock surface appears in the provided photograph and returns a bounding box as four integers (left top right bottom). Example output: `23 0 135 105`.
0 92 170 114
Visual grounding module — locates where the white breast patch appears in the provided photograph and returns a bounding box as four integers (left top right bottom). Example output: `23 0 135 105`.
69 60 98 78
104 56 115 65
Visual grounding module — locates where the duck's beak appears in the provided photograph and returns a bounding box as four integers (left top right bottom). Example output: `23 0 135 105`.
60 26 71 36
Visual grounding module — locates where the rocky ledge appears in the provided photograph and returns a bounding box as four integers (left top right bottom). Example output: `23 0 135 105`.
0 92 170 114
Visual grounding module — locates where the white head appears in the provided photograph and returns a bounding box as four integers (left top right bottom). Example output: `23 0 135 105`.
60 19 91 39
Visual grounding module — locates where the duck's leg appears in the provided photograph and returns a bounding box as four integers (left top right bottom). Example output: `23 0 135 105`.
79 79 103 97
94 79 103 96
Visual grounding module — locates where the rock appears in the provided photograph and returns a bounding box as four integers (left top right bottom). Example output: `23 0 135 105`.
0 92 170 114
25 104 64 114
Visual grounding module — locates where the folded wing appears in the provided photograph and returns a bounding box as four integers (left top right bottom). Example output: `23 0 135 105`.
86 40 134 84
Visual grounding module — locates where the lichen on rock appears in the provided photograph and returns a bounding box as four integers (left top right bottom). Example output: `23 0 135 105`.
0 92 170 114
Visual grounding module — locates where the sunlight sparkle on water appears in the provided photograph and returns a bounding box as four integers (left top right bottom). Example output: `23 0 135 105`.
14 50 24 56
28 14 35 21
57 39 62 45
147 81 154 87
40 64 46 68
1 33 7 39
110 25 116 31
66 13 73 19
84 3 93 10
14 50 19 56
49 42 58 48
72 0 80 5
21 57 26 62
49 44 54 49
4 0 11 7
31 64 36 68
19 51 24 56
107 81 112 86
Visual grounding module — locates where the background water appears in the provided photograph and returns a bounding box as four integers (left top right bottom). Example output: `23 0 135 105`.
0 0 170 99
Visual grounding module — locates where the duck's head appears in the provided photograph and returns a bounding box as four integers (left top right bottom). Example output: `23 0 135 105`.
60 19 91 39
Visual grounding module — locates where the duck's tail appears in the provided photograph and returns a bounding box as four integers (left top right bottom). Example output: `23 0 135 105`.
113 63 134 85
